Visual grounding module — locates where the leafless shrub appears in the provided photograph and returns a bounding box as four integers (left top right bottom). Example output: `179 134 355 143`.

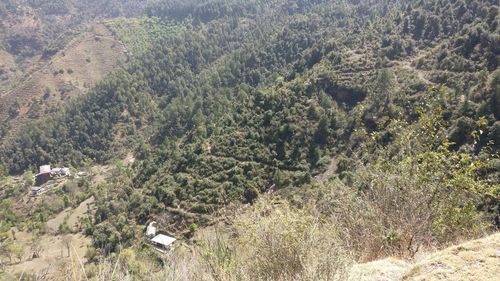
198 198 351 281
314 162 488 262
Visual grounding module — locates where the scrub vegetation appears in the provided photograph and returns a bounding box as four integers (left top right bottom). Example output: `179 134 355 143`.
0 0 499 280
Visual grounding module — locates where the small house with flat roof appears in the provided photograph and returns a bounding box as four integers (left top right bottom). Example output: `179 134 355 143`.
150 234 176 253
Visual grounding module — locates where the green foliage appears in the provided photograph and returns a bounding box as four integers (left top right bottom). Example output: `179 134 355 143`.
0 199 18 225
58 219 72 234
188 223 198 235
104 17 185 56
0 238 24 264
0 165 6 181
321 87 495 258
92 219 135 254
0 0 152 61
0 0 498 259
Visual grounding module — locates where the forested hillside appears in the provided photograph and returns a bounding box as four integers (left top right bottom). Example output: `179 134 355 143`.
0 0 499 280
0 0 148 72
0 0 156 144
0 0 146 54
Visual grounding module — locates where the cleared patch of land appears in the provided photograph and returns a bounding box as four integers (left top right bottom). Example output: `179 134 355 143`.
2 231 90 280
2 197 95 280
47 196 95 233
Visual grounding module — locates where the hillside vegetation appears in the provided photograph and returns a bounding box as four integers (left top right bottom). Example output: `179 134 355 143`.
0 0 147 90
0 0 150 141
0 0 499 280
0 23 128 136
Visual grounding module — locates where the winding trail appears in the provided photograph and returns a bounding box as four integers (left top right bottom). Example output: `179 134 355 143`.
314 157 338 183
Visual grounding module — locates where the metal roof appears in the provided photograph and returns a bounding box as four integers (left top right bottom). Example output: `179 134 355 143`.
151 234 176 246
40 165 51 174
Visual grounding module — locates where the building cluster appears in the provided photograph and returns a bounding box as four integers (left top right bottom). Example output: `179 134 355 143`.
145 221 176 253
31 165 72 197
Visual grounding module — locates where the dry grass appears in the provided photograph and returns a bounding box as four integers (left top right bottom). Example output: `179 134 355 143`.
44 197 351 281
312 169 488 262
0 49 15 65
1 196 94 280
349 258 410 281
2 231 91 280
0 23 127 136
0 49 18 91
402 232 500 281
349 232 500 281
47 197 95 233
191 198 351 281
232 200 350 281
6 195 497 281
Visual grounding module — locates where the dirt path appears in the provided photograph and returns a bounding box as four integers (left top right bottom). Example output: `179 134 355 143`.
124 152 136 165
396 49 435 86
399 61 433 85
314 157 338 183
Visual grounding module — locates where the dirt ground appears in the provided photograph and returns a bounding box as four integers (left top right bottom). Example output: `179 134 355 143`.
2 197 95 280
3 231 90 280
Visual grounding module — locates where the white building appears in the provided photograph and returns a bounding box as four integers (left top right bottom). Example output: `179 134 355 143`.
51 167 71 177
150 234 176 253
40 165 51 174
146 221 157 238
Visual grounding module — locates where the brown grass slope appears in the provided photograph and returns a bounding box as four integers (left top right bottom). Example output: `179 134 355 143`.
350 232 500 281
0 196 96 280
0 50 18 90
0 23 127 137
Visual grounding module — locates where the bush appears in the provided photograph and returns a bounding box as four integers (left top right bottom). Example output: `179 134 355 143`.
58 219 72 234
199 199 351 281
311 147 491 261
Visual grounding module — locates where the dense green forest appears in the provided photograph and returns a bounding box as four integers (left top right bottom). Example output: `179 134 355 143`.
0 0 499 277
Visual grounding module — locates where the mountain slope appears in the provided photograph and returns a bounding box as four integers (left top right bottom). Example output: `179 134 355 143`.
350 232 500 281
0 23 127 137
1 0 498 223
0 1 498 279
0 0 153 141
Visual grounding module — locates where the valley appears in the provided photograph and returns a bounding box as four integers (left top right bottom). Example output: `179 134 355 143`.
0 1 499 280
